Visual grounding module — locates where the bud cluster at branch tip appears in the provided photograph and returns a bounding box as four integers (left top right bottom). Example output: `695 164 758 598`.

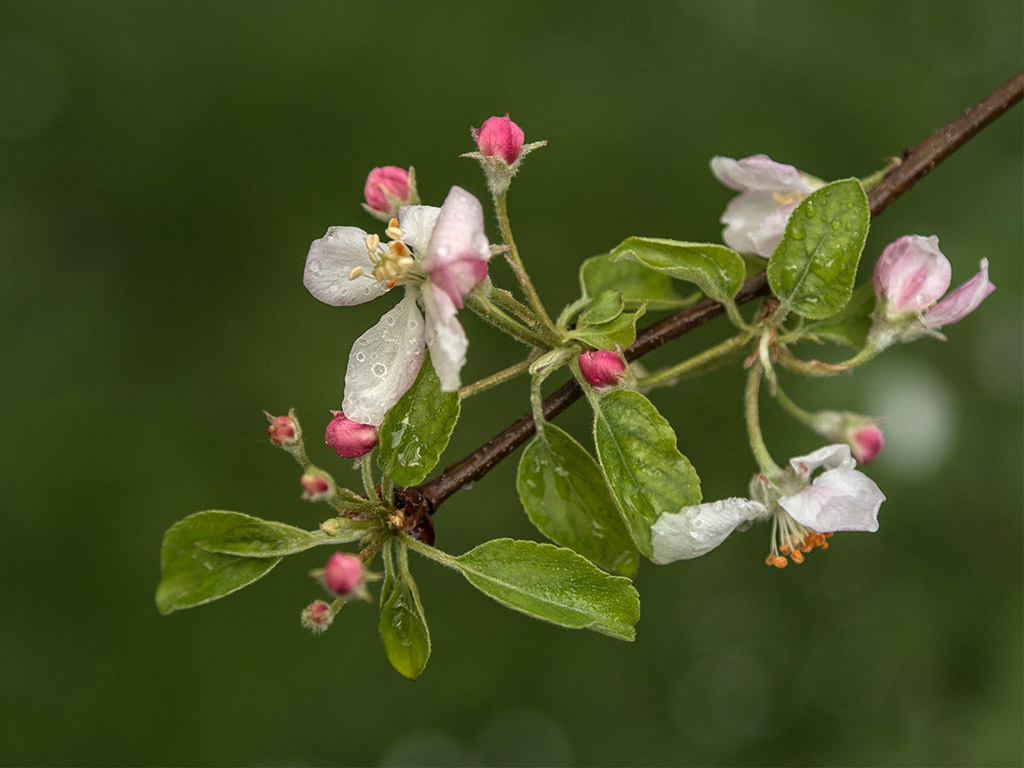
578 350 627 389
300 471 333 502
300 599 334 635
463 114 546 196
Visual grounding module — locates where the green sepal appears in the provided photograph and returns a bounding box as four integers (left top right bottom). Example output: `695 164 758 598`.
378 353 460 487
567 305 646 349
517 423 639 577
767 178 870 319
156 511 283 615
579 289 624 326
591 390 702 557
608 237 747 304
452 539 640 640
196 513 375 557
802 281 876 348
379 538 431 680
580 253 698 310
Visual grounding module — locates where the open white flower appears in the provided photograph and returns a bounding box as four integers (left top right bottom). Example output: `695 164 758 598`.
710 154 825 257
651 445 884 566
303 186 490 426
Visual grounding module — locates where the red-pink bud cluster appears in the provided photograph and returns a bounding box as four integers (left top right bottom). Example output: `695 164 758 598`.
363 165 414 217
266 413 297 446
300 599 334 634
473 115 525 165
324 411 378 459
324 552 364 595
578 350 627 388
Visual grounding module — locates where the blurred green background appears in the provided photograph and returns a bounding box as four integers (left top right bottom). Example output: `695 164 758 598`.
2 2 1021 765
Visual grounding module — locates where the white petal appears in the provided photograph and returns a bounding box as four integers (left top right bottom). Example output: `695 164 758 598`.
303 226 388 306
789 444 854 480
650 498 769 563
923 258 995 329
720 192 780 255
422 186 490 273
710 154 818 194
779 468 884 533
420 282 467 392
397 205 441 255
342 291 425 427
749 201 799 257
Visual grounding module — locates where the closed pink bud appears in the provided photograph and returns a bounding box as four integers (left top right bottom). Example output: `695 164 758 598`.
473 115 525 165
851 424 884 464
324 552 364 595
300 599 334 634
266 412 297 446
363 166 413 215
324 411 378 459
578 350 627 388
300 472 332 501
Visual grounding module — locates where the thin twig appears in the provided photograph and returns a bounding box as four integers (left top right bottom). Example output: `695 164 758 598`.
419 71 1023 513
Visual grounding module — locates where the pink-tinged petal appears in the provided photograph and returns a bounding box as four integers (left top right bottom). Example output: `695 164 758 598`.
363 166 411 215
710 154 818 194
650 498 769 563
342 291 425 427
304 226 387 306
788 444 855 480
720 192 781 255
420 282 467 392
750 201 800 258
429 258 489 308
922 259 995 329
397 205 441 255
779 467 884 533
851 424 884 465
872 235 951 315
423 186 490 278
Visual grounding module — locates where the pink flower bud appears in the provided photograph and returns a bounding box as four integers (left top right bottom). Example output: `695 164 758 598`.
851 424 884 465
300 472 332 501
300 599 334 634
473 115 525 165
324 552 364 595
363 165 414 217
265 412 297 446
873 235 951 317
578 350 627 388
324 411 378 459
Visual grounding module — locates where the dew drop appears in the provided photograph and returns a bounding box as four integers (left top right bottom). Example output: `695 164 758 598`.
355 352 366 362
831 220 842 231
372 362 387 377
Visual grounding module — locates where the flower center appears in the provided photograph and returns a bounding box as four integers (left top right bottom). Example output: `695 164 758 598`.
771 191 805 206
348 218 425 289
765 510 833 568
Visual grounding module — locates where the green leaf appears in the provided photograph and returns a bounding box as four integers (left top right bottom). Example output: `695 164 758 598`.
517 424 639 576
452 539 640 640
803 281 876 348
567 306 646 349
609 237 746 303
197 514 374 557
378 353 460 487
767 178 870 319
580 254 697 310
156 511 282 615
591 390 702 557
579 289 624 326
379 538 431 680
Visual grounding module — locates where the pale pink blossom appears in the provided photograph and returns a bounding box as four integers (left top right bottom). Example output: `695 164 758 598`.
710 154 824 257
304 186 490 424
651 445 883 565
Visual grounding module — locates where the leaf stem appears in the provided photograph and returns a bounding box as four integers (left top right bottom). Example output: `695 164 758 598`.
464 292 553 348
494 190 558 335
459 357 534 399
744 357 782 480
636 333 752 390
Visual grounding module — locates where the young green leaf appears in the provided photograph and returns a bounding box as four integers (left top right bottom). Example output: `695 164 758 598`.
156 511 282 615
609 237 747 304
378 353 460 487
579 289 624 326
767 178 870 319
379 538 431 680
567 306 646 349
197 513 375 557
591 390 702 557
580 254 698 310
517 423 639 576
452 539 640 640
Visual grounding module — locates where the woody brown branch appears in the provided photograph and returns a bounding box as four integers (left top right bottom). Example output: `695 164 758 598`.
416 70 1023 514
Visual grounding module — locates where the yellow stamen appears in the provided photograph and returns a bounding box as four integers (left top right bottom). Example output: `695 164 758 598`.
348 265 364 280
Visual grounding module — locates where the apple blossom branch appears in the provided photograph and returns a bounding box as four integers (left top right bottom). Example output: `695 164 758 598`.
417 70 1023 514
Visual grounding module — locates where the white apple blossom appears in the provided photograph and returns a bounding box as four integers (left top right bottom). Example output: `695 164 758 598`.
650 444 884 566
303 186 490 427
710 154 825 257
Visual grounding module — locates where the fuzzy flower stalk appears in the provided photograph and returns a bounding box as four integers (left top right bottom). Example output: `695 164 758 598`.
304 185 491 434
